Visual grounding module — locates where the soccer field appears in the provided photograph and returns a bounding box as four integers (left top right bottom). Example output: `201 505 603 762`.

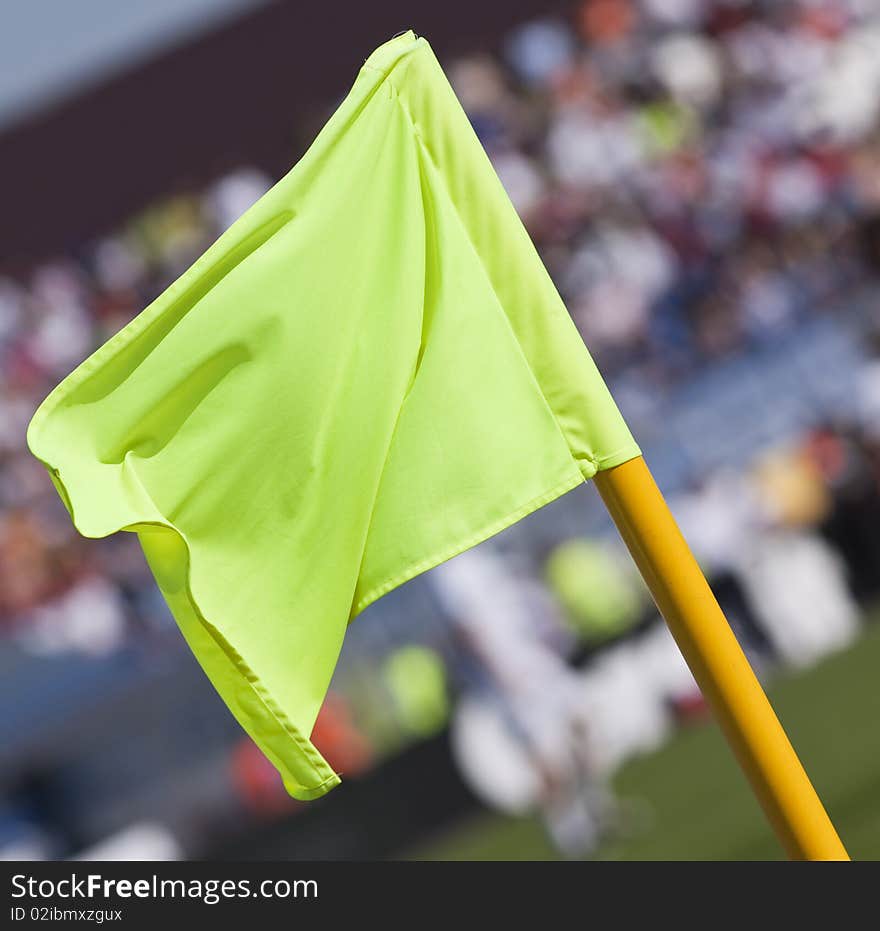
410 613 880 861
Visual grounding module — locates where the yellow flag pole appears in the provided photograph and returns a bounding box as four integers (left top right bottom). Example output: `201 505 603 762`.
593 455 849 860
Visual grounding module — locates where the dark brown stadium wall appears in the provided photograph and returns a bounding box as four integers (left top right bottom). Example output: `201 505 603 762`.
0 0 569 266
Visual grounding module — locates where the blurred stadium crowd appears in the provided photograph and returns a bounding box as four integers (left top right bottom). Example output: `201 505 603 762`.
3 0 880 859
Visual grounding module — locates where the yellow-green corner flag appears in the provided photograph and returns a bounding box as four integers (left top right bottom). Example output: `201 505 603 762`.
26 32 640 799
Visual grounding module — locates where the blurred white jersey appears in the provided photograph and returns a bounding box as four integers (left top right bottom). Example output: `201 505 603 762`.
739 531 859 668
430 546 573 696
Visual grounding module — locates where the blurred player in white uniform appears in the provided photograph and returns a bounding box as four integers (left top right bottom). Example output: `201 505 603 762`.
430 544 615 857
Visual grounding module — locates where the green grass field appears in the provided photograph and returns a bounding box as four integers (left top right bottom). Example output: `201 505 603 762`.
410 614 880 860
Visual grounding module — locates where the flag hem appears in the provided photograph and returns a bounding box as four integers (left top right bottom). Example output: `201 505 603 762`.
590 446 643 473
352 468 585 618
23 447 342 802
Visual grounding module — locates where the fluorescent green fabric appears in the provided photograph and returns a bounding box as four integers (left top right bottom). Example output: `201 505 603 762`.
26 31 640 799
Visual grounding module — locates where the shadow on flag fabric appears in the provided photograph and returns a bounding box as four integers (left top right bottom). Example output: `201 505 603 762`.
27 32 640 799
